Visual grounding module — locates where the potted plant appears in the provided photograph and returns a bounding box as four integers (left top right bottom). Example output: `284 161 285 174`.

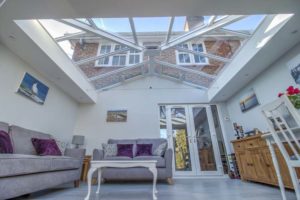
278 86 300 109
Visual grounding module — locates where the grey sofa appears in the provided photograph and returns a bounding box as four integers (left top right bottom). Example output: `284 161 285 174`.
0 122 85 200
93 138 173 184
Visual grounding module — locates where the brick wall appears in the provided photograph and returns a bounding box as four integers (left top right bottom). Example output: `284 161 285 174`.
72 39 241 78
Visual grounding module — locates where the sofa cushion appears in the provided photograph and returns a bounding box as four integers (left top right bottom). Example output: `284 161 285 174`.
102 143 117 157
0 131 13 153
108 139 137 156
0 121 9 132
31 138 62 156
117 144 134 158
104 156 132 161
136 138 168 155
136 144 152 156
133 156 166 168
0 154 80 178
10 125 52 155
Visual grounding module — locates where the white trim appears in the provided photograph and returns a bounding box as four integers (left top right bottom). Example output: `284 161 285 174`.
175 41 209 65
95 42 143 67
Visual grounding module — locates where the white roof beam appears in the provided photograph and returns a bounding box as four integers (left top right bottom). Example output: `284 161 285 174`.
55 32 87 42
165 17 175 44
175 46 231 63
88 61 149 81
0 0 6 8
86 18 98 29
75 47 130 66
154 59 216 79
219 28 251 38
208 16 217 26
58 19 143 51
129 17 138 45
161 15 246 51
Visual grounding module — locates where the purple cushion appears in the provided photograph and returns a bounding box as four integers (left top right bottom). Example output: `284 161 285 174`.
117 144 133 158
31 138 62 156
0 131 13 153
136 144 153 156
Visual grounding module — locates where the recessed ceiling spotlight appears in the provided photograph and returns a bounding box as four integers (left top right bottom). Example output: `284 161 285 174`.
244 73 249 77
291 30 299 34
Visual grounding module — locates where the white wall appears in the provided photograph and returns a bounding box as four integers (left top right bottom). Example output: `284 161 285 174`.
0 43 79 143
74 76 208 154
225 42 300 150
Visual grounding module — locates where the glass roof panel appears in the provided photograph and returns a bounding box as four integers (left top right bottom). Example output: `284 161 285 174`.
39 19 82 38
133 17 170 32
223 15 265 34
92 18 132 33
172 16 186 32
76 18 91 25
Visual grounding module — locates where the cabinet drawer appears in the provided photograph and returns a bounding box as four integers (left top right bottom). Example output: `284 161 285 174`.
233 142 245 151
245 139 260 149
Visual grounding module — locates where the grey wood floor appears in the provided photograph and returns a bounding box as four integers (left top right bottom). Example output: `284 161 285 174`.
16 178 296 200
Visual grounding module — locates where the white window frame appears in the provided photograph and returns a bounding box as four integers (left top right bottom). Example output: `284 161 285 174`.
175 41 209 66
95 42 143 67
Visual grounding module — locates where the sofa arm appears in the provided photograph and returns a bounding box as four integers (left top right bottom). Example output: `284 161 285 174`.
93 149 104 160
164 148 173 178
64 148 86 161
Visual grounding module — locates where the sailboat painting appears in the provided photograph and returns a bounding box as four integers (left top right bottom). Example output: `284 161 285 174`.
17 73 49 105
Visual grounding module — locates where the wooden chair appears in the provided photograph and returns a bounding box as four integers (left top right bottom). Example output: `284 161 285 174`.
262 95 300 200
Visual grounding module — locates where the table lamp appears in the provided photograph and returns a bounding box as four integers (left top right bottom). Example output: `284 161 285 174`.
72 135 85 148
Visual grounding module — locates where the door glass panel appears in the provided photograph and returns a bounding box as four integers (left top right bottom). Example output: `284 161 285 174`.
171 107 192 171
192 107 217 171
159 106 167 139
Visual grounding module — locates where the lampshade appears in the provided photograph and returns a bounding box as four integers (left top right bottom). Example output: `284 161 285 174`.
72 135 84 145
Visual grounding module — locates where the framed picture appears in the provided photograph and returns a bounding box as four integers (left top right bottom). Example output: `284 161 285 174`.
239 88 260 112
106 110 127 122
288 53 300 84
17 73 49 105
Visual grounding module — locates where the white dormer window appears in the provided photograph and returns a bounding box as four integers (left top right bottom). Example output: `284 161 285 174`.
176 42 208 65
96 43 142 67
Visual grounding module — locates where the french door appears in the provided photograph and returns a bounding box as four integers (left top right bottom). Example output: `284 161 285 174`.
164 105 223 176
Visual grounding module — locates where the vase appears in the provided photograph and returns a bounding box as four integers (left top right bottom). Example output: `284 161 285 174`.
288 94 300 109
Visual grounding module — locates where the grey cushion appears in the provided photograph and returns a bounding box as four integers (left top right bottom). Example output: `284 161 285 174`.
104 156 132 161
9 125 52 155
153 143 167 156
0 154 80 178
133 156 166 167
108 139 137 156
102 143 117 157
136 138 168 155
0 121 9 132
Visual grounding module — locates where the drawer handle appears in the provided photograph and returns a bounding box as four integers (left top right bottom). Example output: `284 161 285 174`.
249 143 253 146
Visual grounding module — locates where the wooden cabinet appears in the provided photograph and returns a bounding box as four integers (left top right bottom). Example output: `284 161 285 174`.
232 134 300 189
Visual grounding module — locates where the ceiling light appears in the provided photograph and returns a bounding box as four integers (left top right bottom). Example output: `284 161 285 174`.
291 30 298 34
8 34 16 40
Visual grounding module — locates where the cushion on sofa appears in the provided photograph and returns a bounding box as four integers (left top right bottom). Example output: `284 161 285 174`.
117 144 134 158
133 156 166 167
136 138 168 155
0 154 80 178
136 144 152 156
0 131 13 153
104 156 132 160
108 139 137 156
0 121 9 133
10 125 52 155
31 138 62 156
102 143 117 157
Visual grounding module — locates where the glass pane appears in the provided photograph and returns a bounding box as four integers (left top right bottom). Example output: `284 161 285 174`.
179 54 191 63
39 19 82 38
92 18 132 33
192 107 217 171
129 55 140 64
159 106 167 139
223 15 265 34
171 107 192 171
133 17 170 33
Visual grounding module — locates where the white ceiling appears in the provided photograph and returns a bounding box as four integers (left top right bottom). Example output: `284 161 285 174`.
0 0 300 103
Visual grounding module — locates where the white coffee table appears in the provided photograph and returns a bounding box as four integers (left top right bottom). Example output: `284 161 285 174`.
84 160 158 200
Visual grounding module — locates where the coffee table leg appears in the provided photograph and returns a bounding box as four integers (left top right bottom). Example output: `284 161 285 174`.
96 168 102 194
85 167 97 200
149 166 158 200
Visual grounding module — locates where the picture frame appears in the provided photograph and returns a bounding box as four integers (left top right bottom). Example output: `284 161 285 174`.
288 53 300 84
17 73 49 105
106 110 127 122
239 88 260 113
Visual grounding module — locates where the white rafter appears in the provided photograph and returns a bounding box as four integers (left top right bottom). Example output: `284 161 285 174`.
165 17 175 44
86 18 98 29
219 28 251 38
88 61 149 81
129 17 138 45
153 59 216 79
175 46 231 63
58 19 144 51
160 15 246 50
55 32 87 42
75 47 130 66
208 16 217 26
